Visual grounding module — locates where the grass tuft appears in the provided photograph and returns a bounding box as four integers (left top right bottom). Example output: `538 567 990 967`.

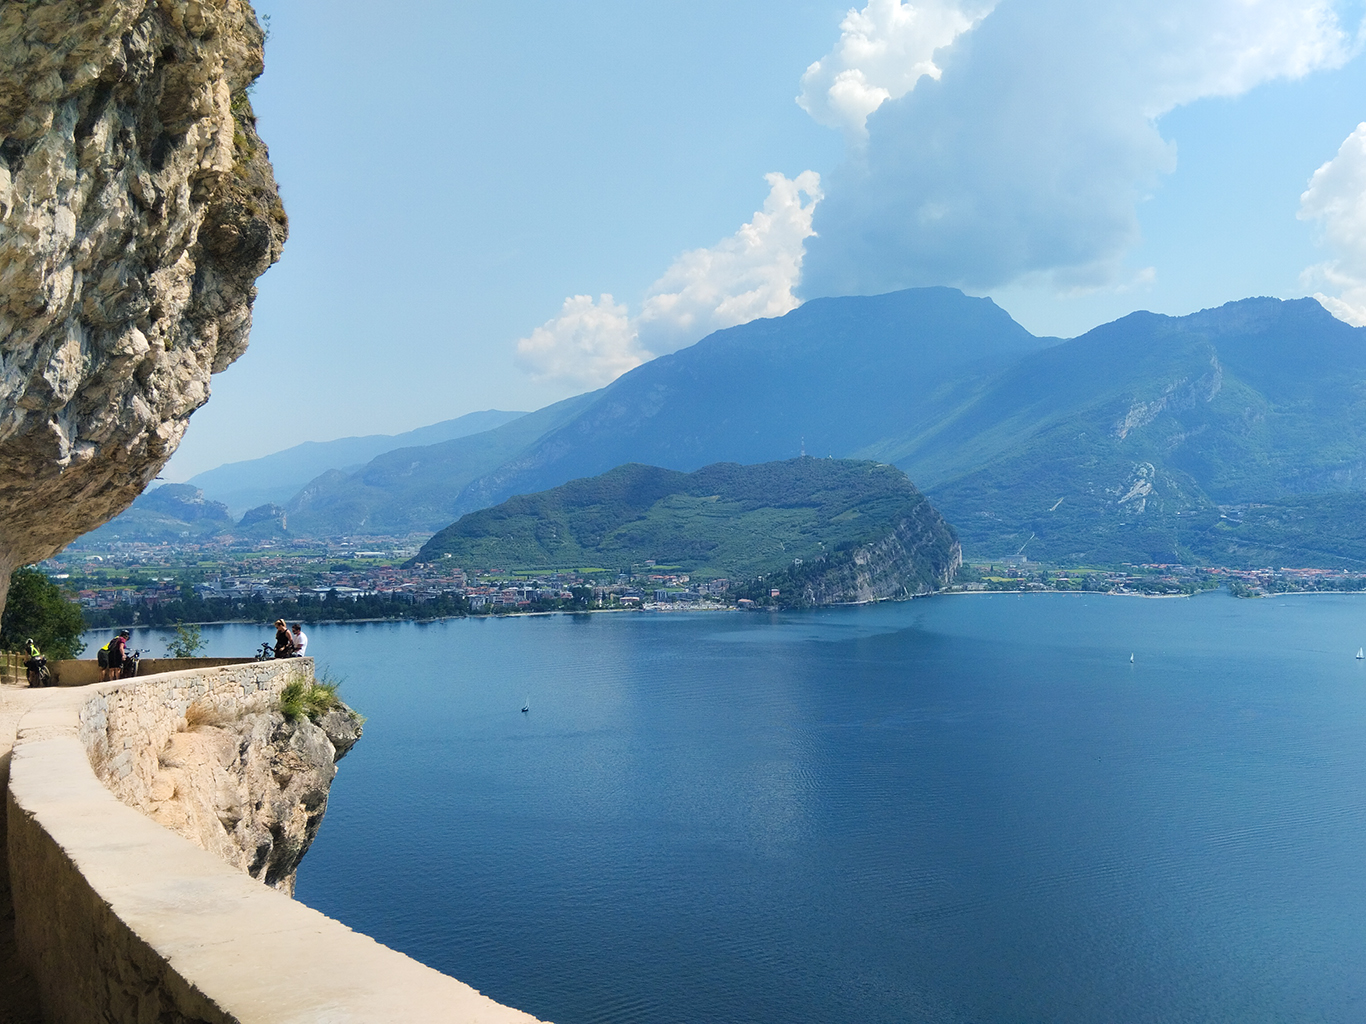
184 698 234 730
279 677 346 723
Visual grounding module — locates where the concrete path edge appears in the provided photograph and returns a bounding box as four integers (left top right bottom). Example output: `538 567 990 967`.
6 671 546 1024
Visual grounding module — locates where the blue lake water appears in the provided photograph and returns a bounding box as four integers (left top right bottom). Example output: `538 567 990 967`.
122 593 1366 1023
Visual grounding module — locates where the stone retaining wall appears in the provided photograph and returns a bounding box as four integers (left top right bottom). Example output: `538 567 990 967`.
50 657 256 688
80 659 306 810
6 664 545 1023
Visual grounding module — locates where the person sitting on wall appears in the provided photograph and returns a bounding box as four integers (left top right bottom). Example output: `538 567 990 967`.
273 619 296 659
290 622 308 657
98 629 130 681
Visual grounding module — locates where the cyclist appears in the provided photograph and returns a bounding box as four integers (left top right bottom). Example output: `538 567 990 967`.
24 638 47 687
99 629 130 681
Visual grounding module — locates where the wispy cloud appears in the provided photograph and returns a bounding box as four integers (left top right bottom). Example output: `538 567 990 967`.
801 0 1359 297
517 172 823 389
1300 121 1366 325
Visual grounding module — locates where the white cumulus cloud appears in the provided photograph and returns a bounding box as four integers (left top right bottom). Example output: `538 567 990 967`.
516 172 823 389
513 294 646 392
797 0 998 140
801 0 1360 297
1299 122 1366 326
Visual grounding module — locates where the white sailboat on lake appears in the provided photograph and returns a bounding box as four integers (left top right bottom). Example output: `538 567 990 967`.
1356 648 1363 661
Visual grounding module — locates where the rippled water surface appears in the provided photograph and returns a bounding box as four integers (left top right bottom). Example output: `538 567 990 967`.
170 593 1366 1023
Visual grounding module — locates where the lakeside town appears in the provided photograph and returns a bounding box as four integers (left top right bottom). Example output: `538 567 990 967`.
36 537 1366 627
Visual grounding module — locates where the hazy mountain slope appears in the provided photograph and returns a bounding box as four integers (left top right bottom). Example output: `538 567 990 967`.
917 297 1366 563
1181 492 1366 569
415 459 961 602
74 485 234 546
283 392 599 536
186 408 527 515
431 292 1366 567
454 288 1056 511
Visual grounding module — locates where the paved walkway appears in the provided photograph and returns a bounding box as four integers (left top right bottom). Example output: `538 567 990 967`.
0 683 51 1023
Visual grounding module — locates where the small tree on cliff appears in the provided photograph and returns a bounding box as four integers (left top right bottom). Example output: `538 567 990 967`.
0 567 86 659
165 623 207 658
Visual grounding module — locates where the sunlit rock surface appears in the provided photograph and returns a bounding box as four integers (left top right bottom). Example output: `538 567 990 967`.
145 704 363 896
0 0 285 607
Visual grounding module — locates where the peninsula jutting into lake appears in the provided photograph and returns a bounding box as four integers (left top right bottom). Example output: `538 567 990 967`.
413 457 961 606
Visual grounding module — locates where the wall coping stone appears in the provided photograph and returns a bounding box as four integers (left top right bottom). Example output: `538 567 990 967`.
7 667 546 1024
48 657 258 688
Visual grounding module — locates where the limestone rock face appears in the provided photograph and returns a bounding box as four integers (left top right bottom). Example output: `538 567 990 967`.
792 515 963 606
0 1 285 605
145 704 361 895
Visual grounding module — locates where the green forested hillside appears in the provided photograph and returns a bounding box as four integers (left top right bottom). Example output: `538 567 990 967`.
414 459 959 595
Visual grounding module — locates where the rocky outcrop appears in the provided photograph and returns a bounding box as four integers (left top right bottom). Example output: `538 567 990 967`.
740 500 961 608
790 514 962 606
0 1 285 609
142 701 362 895
237 500 286 536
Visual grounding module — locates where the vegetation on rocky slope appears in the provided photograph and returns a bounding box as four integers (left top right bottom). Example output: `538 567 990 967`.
414 458 960 603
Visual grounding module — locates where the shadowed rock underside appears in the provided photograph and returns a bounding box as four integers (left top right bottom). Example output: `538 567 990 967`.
0 0 285 608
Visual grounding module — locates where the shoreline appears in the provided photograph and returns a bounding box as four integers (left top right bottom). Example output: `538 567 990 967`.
937 588 1199 600
92 584 1366 636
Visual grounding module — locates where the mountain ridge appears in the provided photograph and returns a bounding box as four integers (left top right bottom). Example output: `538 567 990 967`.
81 288 1366 568
453 287 1057 513
185 408 527 516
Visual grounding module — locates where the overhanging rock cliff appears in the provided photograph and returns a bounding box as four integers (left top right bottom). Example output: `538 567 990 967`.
120 702 362 896
0 0 285 609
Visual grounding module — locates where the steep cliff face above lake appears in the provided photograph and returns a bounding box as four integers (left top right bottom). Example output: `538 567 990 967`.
0 0 285 607
114 701 362 896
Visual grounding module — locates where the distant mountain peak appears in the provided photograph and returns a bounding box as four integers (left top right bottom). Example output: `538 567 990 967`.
1178 295 1347 337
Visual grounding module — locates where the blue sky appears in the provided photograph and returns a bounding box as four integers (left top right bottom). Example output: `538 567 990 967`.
165 0 1366 479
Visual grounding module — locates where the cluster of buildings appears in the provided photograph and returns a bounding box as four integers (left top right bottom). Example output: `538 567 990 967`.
462 572 732 611
47 546 745 615
1201 565 1366 596
53 538 1366 619
954 562 1366 597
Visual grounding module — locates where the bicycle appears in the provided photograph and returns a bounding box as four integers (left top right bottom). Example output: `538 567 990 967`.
120 649 143 679
25 657 50 688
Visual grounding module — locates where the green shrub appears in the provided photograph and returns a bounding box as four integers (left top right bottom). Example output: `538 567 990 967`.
165 623 206 659
1 567 85 659
279 677 345 723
